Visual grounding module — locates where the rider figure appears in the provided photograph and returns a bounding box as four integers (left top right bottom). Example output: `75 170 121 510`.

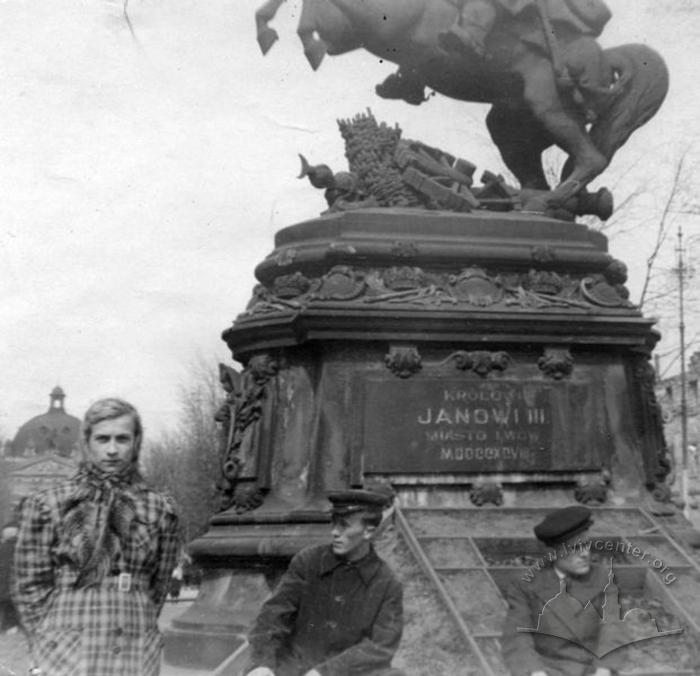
440 0 611 59
440 0 530 58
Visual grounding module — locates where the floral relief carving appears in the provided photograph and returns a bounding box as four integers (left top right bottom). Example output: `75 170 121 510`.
315 265 366 300
443 350 510 377
448 267 504 306
469 482 504 507
272 271 313 299
385 345 422 378
382 266 427 290
215 354 279 513
632 358 672 500
538 348 574 380
238 264 640 317
574 478 608 505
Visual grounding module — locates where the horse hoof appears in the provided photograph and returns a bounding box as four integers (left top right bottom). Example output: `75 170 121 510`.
304 42 327 71
594 187 614 220
257 28 278 55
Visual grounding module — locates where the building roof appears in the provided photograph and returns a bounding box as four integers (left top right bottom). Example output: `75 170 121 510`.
10 386 81 457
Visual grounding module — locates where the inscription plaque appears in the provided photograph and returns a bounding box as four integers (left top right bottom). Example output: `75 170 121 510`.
362 379 601 473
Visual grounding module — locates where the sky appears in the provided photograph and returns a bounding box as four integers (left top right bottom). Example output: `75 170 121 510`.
1 0 698 441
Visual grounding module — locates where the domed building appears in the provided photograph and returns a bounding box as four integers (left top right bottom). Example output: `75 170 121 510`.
10 386 81 458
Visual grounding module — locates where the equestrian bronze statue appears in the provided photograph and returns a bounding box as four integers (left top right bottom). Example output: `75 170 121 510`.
255 0 668 212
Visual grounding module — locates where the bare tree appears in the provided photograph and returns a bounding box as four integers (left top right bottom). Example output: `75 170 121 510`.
142 355 224 541
638 152 692 310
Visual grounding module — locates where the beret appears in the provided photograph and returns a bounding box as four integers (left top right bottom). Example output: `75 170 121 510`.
327 489 390 516
534 505 593 546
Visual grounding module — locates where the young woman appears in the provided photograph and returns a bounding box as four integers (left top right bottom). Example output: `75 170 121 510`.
13 398 180 676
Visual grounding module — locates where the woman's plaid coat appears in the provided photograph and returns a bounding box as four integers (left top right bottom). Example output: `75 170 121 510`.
12 474 180 676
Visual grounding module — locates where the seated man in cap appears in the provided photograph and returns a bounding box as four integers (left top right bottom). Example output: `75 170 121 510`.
501 505 622 676
245 489 405 676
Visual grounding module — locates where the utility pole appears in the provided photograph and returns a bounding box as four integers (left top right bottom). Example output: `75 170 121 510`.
677 224 689 517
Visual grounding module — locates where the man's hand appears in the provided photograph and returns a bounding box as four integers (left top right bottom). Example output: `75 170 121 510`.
302 670 322 676
246 668 275 676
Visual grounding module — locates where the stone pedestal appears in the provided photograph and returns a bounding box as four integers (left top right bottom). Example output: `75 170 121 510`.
165 209 671 669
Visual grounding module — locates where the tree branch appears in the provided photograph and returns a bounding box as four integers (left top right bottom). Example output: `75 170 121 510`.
638 151 688 309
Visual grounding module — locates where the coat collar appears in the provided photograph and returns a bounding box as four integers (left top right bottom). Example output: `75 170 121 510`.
319 544 382 586
532 563 608 602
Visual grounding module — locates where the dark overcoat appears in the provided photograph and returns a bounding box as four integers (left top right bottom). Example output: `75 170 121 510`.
501 563 624 676
247 544 403 676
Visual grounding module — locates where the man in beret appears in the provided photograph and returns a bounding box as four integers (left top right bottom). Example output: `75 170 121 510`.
501 506 621 676
245 489 405 676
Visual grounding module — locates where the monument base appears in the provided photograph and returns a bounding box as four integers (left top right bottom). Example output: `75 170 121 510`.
163 517 330 669
170 209 682 671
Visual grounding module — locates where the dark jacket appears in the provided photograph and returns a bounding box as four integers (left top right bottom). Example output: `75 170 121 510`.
501 563 623 676
248 544 403 676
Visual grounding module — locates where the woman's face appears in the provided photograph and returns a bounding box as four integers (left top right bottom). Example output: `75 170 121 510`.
86 415 136 473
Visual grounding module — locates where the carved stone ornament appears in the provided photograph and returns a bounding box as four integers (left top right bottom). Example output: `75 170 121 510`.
469 482 504 507
231 482 266 514
274 248 297 266
242 284 303 317
632 357 672 497
315 265 366 300
448 267 504 305
240 263 642 318
580 277 631 308
574 479 608 505
272 271 313 299
522 269 566 296
382 266 427 290
216 353 280 512
538 347 574 380
248 353 280 384
385 345 422 378
650 482 672 504
443 350 510 377
604 259 628 285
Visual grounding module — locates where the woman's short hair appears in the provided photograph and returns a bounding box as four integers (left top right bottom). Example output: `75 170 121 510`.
82 398 143 457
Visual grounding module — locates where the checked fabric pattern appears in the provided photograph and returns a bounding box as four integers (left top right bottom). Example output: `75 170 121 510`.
13 472 180 676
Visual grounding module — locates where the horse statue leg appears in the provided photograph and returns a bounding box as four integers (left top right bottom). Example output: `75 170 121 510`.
255 0 286 55
298 31 326 69
516 54 608 205
486 104 551 191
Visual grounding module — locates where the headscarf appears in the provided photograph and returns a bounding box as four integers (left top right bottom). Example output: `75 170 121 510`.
57 460 146 589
